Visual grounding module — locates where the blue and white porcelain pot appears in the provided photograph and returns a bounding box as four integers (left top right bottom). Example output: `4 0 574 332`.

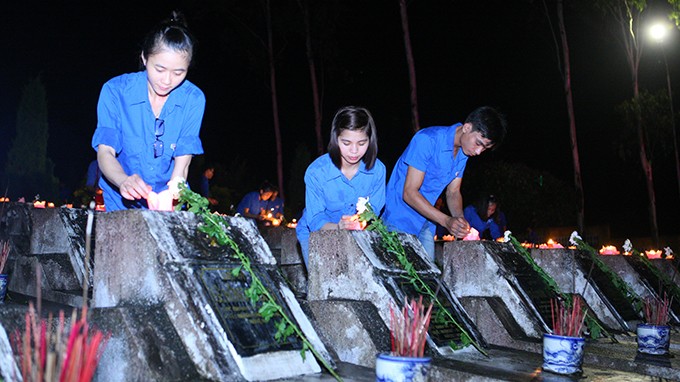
637 324 670 355
375 353 431 382
542 333 585 375
0 273 7 303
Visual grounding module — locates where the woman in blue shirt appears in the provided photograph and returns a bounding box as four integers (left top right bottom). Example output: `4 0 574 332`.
463 194 507 240
92 12 205 211
296 106 386 266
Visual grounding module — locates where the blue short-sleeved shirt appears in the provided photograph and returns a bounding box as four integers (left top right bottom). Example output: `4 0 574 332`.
237 191 266 216
296 154 386 256
92 71 205 211
383 124 468 235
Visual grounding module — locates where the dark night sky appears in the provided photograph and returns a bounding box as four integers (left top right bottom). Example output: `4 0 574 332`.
1 0 679 238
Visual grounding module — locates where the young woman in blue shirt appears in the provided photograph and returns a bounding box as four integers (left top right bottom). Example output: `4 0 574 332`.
92 12 205 211
296 106 386 266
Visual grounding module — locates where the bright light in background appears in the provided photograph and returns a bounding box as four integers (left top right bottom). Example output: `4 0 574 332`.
649 22 670 42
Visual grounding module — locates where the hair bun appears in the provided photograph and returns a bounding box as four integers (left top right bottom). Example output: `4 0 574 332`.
168 10 188 28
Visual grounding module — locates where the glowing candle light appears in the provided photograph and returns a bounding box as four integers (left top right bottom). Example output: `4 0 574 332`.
599 245 620 255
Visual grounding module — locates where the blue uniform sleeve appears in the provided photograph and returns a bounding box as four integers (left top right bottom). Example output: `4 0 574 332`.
92 82 122 152
489 220 502 240
369 161 387 215
304 167 334 231
174 88 205 156
401 132 433 173
237 192 257 215
464 205 487 234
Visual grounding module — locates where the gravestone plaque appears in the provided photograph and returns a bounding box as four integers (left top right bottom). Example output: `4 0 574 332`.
195 264 301 356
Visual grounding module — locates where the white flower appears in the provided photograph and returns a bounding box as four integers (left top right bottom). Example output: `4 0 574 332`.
167 176 186 200
569 231 582 246
664 247 673 257
356 196 370 214
623 239 632 253
503 230 512 243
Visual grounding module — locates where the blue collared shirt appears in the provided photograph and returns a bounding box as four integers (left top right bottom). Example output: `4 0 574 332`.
296 154 386 257
237 191 265 216
92 71 205 211
383 124 468 235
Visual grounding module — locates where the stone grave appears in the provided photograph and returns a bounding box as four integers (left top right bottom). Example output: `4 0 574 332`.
306 229 485 367
259 225 307 297
599 253 680 325
1 203 92 307
622 254 680 321
531 247 639 333
93 210 331 381
436 240 555 352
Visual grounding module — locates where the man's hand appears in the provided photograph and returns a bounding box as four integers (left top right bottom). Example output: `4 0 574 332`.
119 174 152 200
444 216 470 238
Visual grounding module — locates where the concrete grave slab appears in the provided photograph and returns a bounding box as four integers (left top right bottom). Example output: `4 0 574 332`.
599 254 680 324
531 248 637 332
3 205 93 307
307 229 485 357
436 240 548 352
618 255 680 324
304 299 390 368
93 210 330 381
259 225 307 298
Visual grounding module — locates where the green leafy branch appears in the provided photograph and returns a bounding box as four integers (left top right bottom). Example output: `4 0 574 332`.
358 205 487 356
176 184 342 381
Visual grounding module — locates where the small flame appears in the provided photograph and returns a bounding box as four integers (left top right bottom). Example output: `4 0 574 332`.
0 197 9 202
645 249 663 259
33 201 46 209
539 239 564 249
599 245 620 255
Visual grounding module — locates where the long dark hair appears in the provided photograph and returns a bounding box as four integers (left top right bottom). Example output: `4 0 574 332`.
327 106 378 170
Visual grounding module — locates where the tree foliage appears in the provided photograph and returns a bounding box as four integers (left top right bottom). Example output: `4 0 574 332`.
3 76 59 200
616 89 676 162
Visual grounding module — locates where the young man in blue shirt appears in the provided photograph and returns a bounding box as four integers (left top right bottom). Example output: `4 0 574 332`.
383 106 507 260
236 181 277 219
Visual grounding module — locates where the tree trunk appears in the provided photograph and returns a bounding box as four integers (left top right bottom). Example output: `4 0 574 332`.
633 70 660 246
399 0 420 132
661 47 680 213
302 0 324 155
556 0 585 233
265 0 285 200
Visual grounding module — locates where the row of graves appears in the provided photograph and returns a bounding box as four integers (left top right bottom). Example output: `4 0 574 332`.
0 200 678 381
